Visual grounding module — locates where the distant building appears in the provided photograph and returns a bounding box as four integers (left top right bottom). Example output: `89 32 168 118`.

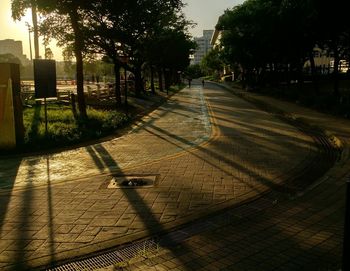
191 30 214 65
0 39 29 65
210 29 222 49
304 47 349 74
210 28 232 77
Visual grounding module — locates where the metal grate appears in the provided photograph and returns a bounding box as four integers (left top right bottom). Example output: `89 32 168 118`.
100 175 158 189
46 239 159 271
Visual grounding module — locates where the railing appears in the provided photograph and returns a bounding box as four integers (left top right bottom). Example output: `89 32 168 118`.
20 80 135 104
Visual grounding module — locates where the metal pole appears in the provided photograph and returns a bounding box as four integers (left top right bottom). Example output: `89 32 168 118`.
124 66 128 114
343 177 350 271
44 35 47 59
44 97 48 136
26 23 33 61
31 0 40 59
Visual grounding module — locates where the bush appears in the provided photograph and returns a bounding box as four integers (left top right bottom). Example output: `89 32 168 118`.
21 103 129 152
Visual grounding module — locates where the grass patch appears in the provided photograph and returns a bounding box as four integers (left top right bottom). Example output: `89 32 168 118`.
19 103 129 153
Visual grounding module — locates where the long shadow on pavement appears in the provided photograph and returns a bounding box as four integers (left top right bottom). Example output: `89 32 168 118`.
86 143 204 270
131 192 343 271
4 156 56 271
142 121 303 195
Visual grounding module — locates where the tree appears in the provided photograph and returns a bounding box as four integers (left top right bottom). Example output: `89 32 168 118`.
45 47 54 59
0 53 22 66
216 0 349 95
84 0 187 99
309 0 349 96
201 48 223 76
120 0 185 95
12 0 92 118
185 64 203 79
145 16 196 91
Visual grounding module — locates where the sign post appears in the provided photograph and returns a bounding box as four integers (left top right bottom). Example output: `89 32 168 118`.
33 59 57 136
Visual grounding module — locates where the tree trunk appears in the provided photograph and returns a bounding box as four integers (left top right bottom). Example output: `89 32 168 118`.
241 68 246 89
31 1 40 59
333 48 340 97
164 68 170 91
69 11 87 119
173 69 179 85
150 66 155 94
113 60 122 107
134 65 143 96
285 63 290 88
309 52 319 95
297 61 304 94
158 68 164 92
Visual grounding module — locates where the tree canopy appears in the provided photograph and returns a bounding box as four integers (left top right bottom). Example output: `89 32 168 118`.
11 0 194 111
216 0 349 94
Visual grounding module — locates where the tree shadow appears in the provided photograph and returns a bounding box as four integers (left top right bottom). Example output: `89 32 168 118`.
0 156 56 271
86 143 204 270
135 193 343 270
0 161 21 232
29 104 42 138
141 121 302 194
81 85 337 270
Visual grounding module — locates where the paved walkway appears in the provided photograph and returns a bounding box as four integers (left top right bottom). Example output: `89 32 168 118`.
122 82 349 271
0 81 338 270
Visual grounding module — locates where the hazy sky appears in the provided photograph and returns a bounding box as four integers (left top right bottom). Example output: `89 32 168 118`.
0 0 244 60
183 0 244 36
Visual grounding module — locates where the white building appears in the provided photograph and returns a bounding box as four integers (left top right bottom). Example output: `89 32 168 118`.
0 39 29 65
191 30 214 65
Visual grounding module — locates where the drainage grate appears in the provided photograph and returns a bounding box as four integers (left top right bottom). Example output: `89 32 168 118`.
100 175 158 189
46 239 159 271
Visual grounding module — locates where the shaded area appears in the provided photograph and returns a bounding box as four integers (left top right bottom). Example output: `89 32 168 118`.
0 158 56 270
85 144 204 270
127 186 344 270
0 83 341 270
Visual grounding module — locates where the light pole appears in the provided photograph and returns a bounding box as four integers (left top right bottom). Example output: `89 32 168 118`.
25 22 33 61
31 0 40 59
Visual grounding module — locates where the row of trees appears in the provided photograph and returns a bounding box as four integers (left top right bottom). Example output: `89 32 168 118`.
12 0 196 118
214 0 349 96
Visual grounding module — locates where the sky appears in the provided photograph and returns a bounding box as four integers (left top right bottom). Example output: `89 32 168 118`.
183 0 244 37
0 0 244 61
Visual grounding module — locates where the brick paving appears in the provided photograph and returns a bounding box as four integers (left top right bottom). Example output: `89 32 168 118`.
121 82 349 271
0 81 333 270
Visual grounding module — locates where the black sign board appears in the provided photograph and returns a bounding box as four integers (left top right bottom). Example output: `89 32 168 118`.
34 59 57 98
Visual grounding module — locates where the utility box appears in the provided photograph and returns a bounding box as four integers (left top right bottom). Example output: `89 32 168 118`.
0 63 24 149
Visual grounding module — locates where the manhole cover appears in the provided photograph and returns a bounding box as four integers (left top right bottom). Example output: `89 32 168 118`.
101 175 158 189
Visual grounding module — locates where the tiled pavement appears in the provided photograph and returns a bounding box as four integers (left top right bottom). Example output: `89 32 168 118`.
121 83 349 271
0 81 341 270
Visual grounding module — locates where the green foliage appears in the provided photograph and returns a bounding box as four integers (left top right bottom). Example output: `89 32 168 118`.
0 53 22 66
216 0 350 95
146 27 196 72
22 104 129 151
185 64 203 79
201 48 223 76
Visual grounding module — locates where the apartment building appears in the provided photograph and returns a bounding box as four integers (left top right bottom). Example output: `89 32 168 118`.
191 30 214 65
0 39 29 65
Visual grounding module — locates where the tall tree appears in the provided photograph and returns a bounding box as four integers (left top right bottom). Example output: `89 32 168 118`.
85 0 186 97
145 13 196 90
12 0 90 118
201 48 224 76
